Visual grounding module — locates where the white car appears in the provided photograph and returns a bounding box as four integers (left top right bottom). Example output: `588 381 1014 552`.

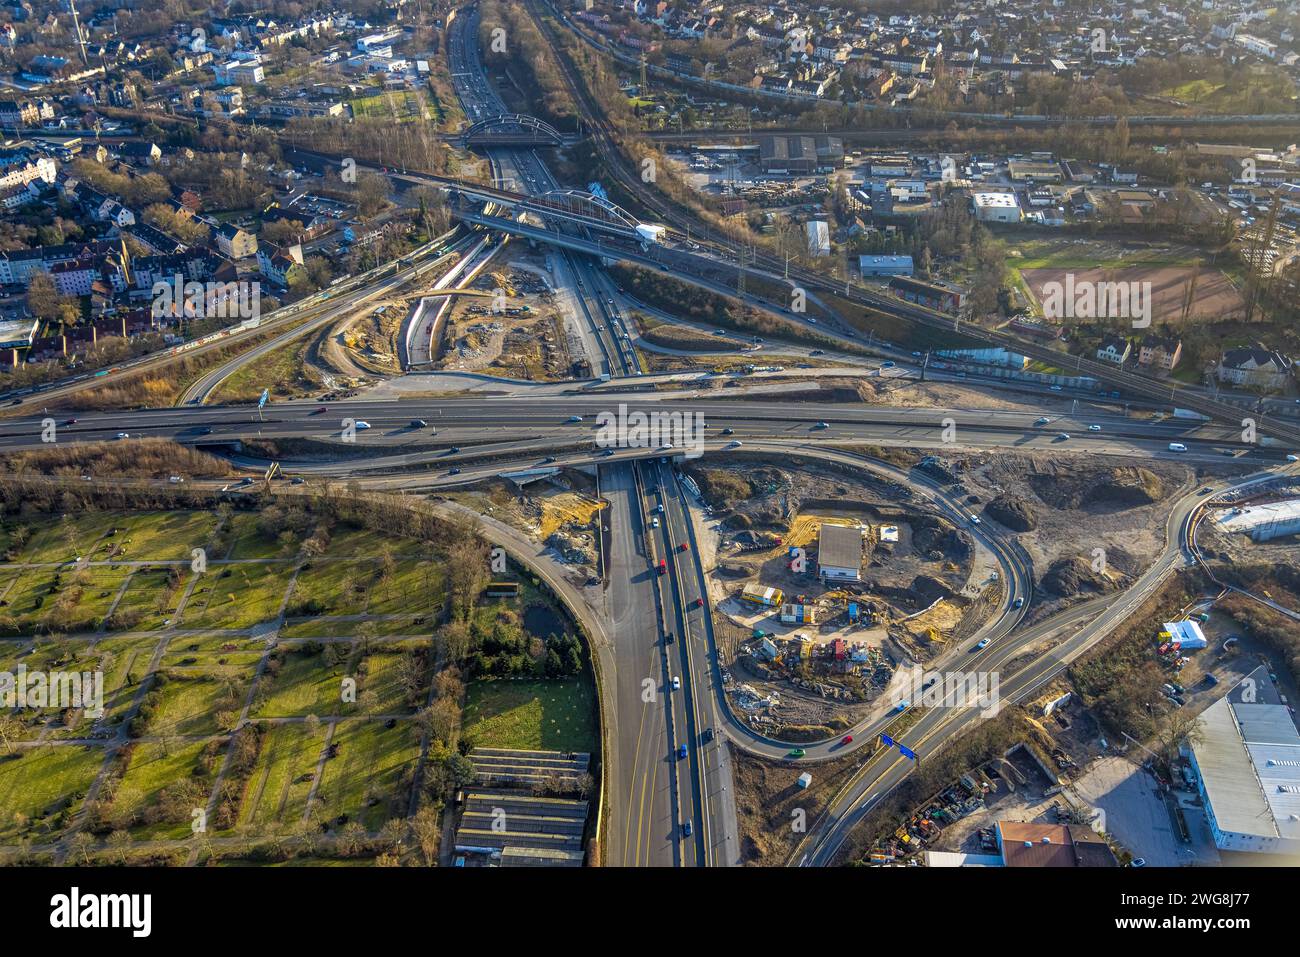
651 517 660 528
729 440 743 448
672 676 681 691
658 443 674 451
1088 424 1101 432
115 432 129 440
354 421 371 430
1168 442 1188 453
1287 454 1299 462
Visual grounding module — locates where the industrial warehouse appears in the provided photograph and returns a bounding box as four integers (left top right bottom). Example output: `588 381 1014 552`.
1187 670 1300 856
1213 498 1300 542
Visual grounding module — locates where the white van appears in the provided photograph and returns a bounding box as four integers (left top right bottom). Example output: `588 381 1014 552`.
1168 442 1188 452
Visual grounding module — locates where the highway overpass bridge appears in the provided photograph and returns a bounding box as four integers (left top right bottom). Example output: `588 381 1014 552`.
462 113 570 148
279 146 1300 446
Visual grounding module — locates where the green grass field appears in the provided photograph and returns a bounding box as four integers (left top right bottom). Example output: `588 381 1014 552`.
463 678 597 753
237 723 328 829
112 740 212 840
181 564 296 630
0 504 597 860
349 90 428 122
254 645 353 718
146 666 256 736
0 746 102 843
312 720 419 830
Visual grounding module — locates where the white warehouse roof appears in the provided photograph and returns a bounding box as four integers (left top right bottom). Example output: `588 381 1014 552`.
972 192 1020 208
1192 695 1300 843
1214 498 1300 536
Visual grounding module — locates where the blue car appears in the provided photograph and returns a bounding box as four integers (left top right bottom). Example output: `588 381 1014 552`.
677 743 688 760
682 820 693 837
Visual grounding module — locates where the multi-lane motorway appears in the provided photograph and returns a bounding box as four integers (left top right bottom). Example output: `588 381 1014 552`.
1 396 1275 465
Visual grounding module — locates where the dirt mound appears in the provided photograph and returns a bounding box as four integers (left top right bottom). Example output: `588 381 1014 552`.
1041 556 1114 596
911 515 969 558
1027 466 1164 510
985 494 1037 531
718 562 750 579
689 468 754 508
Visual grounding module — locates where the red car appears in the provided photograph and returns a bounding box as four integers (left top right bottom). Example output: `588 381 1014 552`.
678 542 689 552
841 734 854 745
657 560 667 576
313 406 328 415
63 418 77 425
693 598 704 609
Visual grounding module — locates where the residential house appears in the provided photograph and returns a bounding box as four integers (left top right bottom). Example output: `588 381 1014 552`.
1138 334 1182 371
1217 347 1292 391
257 241 306 287
1095 336 1132 365
215 223 258 260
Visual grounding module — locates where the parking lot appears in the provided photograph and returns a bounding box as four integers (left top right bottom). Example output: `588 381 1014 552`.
1072 755 1220 866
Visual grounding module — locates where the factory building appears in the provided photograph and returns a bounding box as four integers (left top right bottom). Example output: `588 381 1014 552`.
817 523 863 581
1186 668 1300 855
1213 498 1300 542
805 220 830 257
972 191 1023 223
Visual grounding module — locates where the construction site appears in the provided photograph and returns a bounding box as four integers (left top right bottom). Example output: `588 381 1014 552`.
688 460 991 738
434 254 577 380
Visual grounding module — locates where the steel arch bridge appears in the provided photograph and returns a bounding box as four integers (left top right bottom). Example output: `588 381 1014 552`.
462 113 565 146
530 189 641 231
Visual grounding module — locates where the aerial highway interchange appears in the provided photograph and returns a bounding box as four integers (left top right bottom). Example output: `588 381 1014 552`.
2 0 1299 891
